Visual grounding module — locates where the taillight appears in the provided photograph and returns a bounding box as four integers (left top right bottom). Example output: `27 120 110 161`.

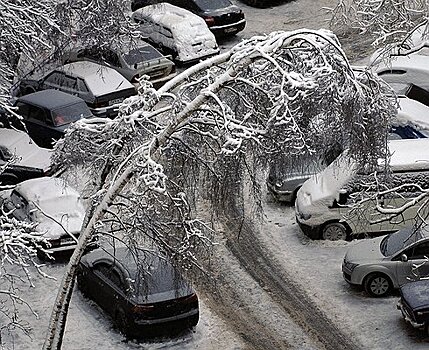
204 16 215 26
132 304 155 314
181 293 198 304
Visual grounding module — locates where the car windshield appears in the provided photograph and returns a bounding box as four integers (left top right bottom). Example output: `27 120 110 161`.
380 227 425 256
388 125 427 139
52 102 91 126
194 0 232 10
122 46 162 66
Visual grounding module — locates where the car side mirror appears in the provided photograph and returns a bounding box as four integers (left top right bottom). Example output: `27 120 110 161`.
401 254 408 262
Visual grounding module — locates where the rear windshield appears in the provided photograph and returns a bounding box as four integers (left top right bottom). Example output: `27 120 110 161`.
52 102 91 126
194 0 232 10
122 46 162 66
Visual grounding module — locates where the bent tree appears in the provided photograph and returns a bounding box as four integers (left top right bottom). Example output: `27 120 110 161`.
42 29 394 349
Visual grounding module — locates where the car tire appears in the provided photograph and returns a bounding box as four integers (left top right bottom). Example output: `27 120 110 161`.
364 273 392 297
321 222 348 240
115 309 130 336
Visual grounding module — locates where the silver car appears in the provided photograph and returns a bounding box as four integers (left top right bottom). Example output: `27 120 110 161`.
342 227 429 297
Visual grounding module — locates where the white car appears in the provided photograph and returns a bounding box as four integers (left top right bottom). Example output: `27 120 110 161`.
0 128 51 185
132 3 220 64
342 227 429 297
0 177 86 257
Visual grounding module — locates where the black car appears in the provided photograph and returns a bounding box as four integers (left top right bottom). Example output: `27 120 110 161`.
8 90 92 148
0 129 52 185
77 246 199 338
131 0 246 37
397 279 429 334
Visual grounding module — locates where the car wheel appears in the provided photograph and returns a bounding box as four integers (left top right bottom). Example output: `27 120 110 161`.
115 309 130 336
364 273 392 297
321 222 348 240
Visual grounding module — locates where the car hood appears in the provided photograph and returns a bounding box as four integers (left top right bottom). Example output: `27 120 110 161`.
400 280 429 310
344 236 385 263
36 213 84 240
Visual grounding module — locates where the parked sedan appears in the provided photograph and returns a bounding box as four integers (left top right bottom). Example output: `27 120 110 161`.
342 227 429 297
0 129 51 185
9 90 93 148
131 0 246 37
16 61 136 118
77 246 199 338
62 40 176 88
0 177 86 257
397 279 429 334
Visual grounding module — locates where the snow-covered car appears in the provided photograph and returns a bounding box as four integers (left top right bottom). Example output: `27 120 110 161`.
267 96 429 203
6 90 93 148
77 246 199 338
131 0 246 37
0 129 51 185
16 62 137 118
342 227 429 297
62 40 176 88
397 279 429 333
373 54 429 107
295 138 429 240
0 177 86 257
132 3 220 65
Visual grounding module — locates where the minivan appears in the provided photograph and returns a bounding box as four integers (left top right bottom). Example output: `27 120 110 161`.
132 3 220 64
295 138 429 240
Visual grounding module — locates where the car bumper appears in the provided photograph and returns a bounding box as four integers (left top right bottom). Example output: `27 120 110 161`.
267 181 295 202
210 19 246 36
341 264 360 285
128 310 199 338
296 217 321 240
397 300 425 329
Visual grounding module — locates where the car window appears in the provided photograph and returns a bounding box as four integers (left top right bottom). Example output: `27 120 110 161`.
406 241 429 260
0 145 13 161
122 46 162 66
406 84 429 108
29 106 47 123
61 75 78 90
77 78 89 93
381 227 423 256
52 102 91 126
194 0 232 10
15 102 31 118
103 50 121 67
44 71 65 85
10 190 31 221
94 263 126 292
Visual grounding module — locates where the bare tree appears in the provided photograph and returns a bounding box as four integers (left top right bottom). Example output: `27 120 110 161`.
41 28 394 349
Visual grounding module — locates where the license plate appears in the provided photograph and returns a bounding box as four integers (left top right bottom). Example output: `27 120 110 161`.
224 27 237 33
109 98 123 106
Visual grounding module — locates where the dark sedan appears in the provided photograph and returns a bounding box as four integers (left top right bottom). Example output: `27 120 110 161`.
77 246 199 338
9 90 92 148
397 279 429 335
131 0 246 37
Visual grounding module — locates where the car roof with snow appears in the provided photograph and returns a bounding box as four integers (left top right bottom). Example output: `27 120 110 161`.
375 54 429 74
17 89 86 110
385 138 429 171
60 62 134 97
0 129 51 170
133 3 203 27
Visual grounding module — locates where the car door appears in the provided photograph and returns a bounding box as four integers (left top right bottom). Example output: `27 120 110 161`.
91 263 128 316
395 240 429 286
19 104 54 148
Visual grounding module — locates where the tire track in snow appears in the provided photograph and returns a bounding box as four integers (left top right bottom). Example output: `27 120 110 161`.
225 219 362 350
